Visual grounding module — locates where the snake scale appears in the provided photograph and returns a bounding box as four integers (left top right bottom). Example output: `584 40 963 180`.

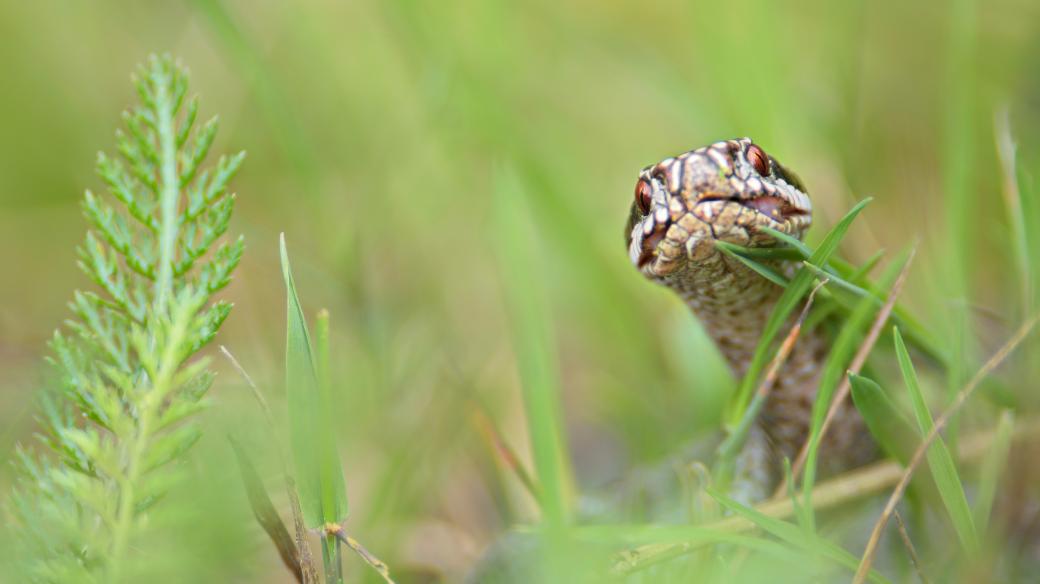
625 138 876 499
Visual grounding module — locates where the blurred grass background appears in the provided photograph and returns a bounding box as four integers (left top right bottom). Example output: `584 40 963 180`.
2 0 1040 581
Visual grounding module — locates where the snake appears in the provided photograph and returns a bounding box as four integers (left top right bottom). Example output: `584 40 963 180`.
625 138 875 499
465 139 881 582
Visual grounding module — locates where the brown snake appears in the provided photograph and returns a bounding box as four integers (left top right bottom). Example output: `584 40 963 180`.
625 138 875 500
465 139 884 581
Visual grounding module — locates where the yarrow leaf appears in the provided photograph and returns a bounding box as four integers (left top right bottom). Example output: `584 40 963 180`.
6 54 244 583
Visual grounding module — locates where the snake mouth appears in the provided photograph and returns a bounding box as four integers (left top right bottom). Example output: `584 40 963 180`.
698 194 810 225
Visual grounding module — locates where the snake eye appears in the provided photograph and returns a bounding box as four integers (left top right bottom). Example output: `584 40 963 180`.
635 179 653 214
747 144 770 176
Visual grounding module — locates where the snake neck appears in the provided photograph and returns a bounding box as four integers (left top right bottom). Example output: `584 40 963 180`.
659 251 791 377
659 250 874 473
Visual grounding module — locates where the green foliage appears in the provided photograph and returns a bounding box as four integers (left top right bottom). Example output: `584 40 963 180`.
490 167 576 580
849 374 917 466
6 55 243 582
280 236 349 582
715 199 873 489
281 235 349 532
974 410 1014 533
726 198 871 427
707 489 892 584
799 248 912 528
894 327 978 551
492 167 573 529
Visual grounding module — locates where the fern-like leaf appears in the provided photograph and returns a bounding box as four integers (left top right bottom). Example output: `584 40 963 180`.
6 54 245 583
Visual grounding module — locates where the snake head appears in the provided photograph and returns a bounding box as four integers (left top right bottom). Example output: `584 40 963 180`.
626 138 812 277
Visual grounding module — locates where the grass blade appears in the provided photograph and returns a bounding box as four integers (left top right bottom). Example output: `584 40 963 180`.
714 239 805 260
761 225 813 257
852 316 1038 584
491 167 573 529
849 374 918 465
764 226 945 364
894 327 978 551
314 308 343 583
974 410 1014 533
849 372 944 506
708 489 892 584
229 437 303 583
715 240 791 287
597 524 820 574
280 234 348 530
995 109 1032 313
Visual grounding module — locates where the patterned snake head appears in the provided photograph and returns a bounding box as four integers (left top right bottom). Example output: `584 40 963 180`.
626 138 812 278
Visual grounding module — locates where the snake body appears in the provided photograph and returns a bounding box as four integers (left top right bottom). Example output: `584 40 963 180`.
625 138 874 495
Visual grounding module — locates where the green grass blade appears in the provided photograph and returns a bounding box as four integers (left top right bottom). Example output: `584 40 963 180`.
974 410 1014 533
715 241 790 288
229 437 301 580
492 168 572 529
314 309 343 523
728 198 872 426
714 239 805 261
802 250 884 332
894 327 978 551
995 111 1032 314
586 523 831 577
804 256 945 367
802 260 872 298
782 457 811 531
764 226 945 364
849 373 918 465
1017 148 1040 313
714 391 769 485
314 308 343 583
761 225 813 258
281 234 348 529
940 0 978 421
587 524 822 574
708 489 892 584
317 309 330 391
738 228 944 366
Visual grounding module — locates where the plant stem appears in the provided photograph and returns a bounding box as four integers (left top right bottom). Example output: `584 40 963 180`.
109 301 191 581
322 534 343 584
110 61 183 582
154 61 180 316
108 399 154 582
110 62 186 578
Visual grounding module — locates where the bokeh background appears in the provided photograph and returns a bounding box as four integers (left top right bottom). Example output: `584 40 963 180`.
3 0 1040 581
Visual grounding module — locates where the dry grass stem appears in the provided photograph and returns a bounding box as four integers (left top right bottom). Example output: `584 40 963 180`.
781 247 916 495
851 314 1040 584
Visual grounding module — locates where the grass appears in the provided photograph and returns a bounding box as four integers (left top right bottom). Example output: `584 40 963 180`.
894 326 978 551
2 1 1040 582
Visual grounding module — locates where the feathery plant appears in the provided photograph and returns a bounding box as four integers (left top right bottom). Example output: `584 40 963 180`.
6 54 244 582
